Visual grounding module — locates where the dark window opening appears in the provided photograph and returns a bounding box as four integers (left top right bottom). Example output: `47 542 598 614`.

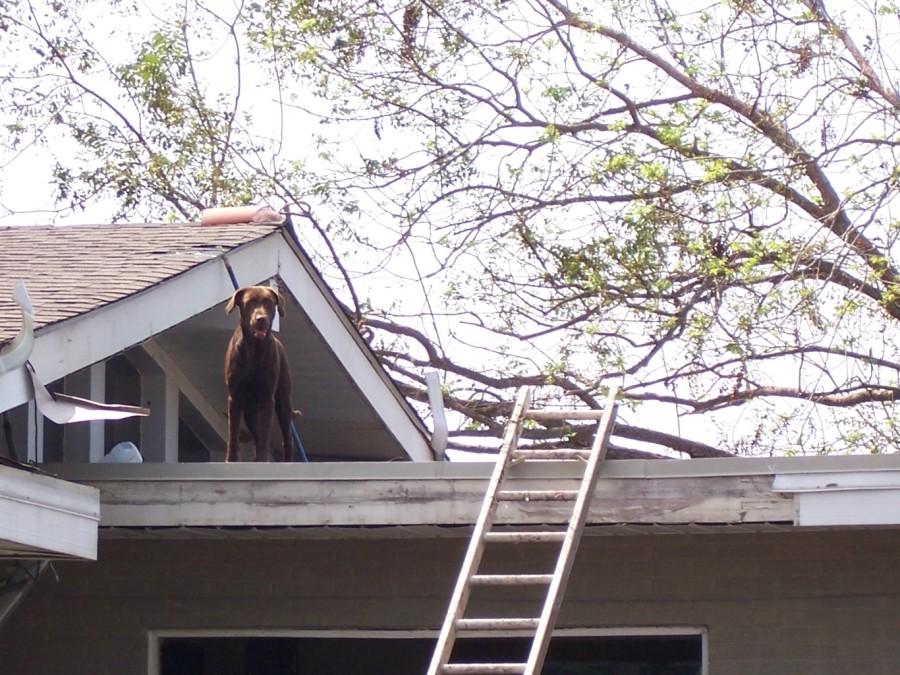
160 634 702 675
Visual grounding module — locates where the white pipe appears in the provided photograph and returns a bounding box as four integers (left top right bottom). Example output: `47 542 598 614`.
425 371 448 459
200 205 283 225
0 280 35 374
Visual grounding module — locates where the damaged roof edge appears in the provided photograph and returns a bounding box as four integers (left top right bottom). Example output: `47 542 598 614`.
38 456 900 530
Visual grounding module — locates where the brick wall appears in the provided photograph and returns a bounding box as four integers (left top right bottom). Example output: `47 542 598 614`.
1 529 898 674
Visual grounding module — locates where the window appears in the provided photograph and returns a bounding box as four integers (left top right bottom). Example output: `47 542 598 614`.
158 632 703 675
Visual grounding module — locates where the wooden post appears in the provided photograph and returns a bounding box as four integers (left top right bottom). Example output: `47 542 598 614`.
127 346 181 463
63 368 90 462
88 362 106 462
142 340 228 447
140 364 180 464
26 401 43 463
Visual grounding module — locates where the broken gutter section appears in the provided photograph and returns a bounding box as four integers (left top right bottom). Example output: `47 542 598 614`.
0 464 100 559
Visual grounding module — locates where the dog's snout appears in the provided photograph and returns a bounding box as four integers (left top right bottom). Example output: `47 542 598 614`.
246 305 272 339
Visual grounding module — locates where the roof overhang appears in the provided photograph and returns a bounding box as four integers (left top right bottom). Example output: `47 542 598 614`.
0 464 99 559
44 455 900 535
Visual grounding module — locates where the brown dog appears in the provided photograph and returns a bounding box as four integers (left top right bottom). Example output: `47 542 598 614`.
224 285 296 462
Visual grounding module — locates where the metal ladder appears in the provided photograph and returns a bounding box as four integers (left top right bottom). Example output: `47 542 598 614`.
427 386 619 675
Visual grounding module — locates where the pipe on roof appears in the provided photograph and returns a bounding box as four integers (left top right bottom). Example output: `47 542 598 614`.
425 370 448 459
200 205 284 225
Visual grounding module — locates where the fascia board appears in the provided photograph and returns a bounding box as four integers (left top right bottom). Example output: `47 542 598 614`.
0 465 100 559
791 490 900 526
0 233 283 413
39 466 792 528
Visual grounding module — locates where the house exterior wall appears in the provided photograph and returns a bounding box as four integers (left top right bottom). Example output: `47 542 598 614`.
1 529 898 675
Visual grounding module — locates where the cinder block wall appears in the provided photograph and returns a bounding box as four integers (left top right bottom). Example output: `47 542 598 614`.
1 530 898 675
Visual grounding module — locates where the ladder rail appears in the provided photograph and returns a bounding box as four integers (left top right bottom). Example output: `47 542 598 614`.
428 385 619 675
523 386 619 675
426 387 533 675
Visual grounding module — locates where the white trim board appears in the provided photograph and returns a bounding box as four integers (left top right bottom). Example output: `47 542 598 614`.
773 470 900 492
774 470 900 526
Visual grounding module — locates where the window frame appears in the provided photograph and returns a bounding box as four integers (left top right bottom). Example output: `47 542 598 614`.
149 626 708 675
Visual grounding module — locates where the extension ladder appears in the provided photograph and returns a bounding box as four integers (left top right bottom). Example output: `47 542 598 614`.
427 386 619 675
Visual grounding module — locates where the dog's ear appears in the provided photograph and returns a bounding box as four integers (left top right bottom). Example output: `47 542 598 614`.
226 288 245 314
269 287 286 317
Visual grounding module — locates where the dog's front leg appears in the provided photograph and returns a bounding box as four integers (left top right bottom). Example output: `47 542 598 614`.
226 395 241 462
275 394 295 462
254 399 274 462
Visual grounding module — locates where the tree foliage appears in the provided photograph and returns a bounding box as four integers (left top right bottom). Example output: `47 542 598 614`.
2 0 899 457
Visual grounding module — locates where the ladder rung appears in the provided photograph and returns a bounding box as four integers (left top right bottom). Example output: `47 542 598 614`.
456 618 540 631
427 387 620 675
442 664 526 674
513 449 590 461
483 531 567 544
442 665 526 674
470 574 553 586
525 409 606 421
497 490 578 501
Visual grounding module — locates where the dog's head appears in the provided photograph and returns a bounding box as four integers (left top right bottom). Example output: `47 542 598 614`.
226 286 285 340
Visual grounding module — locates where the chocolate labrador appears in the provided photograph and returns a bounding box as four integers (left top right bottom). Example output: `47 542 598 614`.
224 285 296 462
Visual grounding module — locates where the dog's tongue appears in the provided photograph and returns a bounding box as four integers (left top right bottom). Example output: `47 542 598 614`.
253 328 267 339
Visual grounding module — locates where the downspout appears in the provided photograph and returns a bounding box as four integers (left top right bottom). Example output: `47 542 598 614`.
425 371 448 460
0 280 34 374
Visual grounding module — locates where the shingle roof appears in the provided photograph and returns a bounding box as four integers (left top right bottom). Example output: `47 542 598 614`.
0 222 282 345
